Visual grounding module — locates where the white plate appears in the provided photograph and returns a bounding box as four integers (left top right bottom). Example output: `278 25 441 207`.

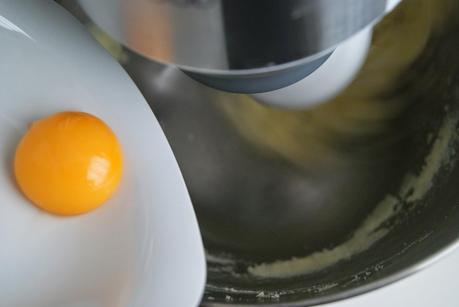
0 1 206 306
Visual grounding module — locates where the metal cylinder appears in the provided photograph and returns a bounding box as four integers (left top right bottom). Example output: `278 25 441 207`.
79 0 387 75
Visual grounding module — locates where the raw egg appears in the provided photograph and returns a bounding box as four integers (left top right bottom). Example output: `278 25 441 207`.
14 111 123 215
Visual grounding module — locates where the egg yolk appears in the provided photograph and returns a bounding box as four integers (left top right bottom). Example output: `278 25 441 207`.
14 111 123 216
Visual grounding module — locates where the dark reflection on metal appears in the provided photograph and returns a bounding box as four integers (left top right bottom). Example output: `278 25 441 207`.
62 0 459 305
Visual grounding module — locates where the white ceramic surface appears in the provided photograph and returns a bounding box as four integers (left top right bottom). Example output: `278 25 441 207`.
386 0 403 12
0 1 206 307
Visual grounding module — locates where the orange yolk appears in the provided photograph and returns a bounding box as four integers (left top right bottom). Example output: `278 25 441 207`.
14 111 123 216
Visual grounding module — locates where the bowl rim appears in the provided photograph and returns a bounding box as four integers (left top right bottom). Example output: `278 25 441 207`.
204 237 459 306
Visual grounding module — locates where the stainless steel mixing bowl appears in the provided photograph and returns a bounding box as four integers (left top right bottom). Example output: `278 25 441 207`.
63 0 459 305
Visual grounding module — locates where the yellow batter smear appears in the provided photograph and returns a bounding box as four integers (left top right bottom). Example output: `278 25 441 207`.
248 115 458 278
217 0 435 169
404 120 456 202
205 0 455 281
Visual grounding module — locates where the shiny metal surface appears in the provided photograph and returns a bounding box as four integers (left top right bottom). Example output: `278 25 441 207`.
62 0 459 305
183 52 333 94
79 0 387 74
116 0 459 304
